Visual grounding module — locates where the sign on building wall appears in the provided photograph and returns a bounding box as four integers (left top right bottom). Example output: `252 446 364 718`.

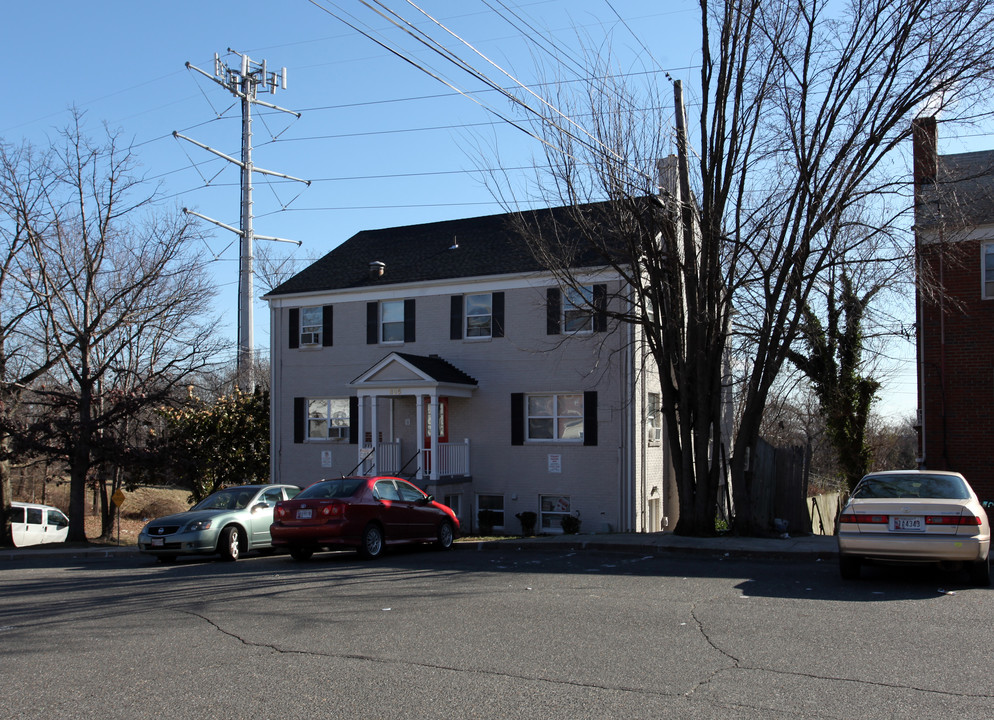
548 454 562 473
321 450 333 468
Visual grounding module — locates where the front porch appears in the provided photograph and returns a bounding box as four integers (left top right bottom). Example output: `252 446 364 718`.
357 437 471 480
349 352 478 483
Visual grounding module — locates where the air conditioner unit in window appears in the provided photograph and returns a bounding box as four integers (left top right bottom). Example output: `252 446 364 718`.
300 332 319 345
328 427 349 439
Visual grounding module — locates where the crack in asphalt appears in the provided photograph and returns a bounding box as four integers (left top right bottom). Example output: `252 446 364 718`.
685 603 994 703
182 609 685 699
184 607 994 714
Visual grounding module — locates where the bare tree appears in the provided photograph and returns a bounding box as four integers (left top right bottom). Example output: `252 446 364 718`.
477 0 994 534
0 141 65 547
4 113 225 542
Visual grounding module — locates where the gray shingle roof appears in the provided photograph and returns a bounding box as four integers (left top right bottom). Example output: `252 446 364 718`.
267 200 626 296
917 149 994 228
394 353 478 386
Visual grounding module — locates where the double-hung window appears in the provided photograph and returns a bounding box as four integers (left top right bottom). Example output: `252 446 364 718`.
300 307 322 345
307 398 351 440
465 293 493 338
477 494 505 528
647 392 662 443
563 286 594 333
527 393 584 441
381 300 405 342
984 243 994 299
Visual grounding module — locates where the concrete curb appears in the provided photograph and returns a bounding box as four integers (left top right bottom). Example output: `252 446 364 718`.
1 533 839 564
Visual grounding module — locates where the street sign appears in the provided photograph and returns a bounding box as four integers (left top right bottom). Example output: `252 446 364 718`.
112 489 126 507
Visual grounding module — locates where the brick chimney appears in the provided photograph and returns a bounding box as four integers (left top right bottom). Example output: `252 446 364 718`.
912 116 938 186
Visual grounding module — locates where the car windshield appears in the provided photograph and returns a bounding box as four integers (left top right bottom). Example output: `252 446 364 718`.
298 478 365 499
852 474 971 500
192 488 257 511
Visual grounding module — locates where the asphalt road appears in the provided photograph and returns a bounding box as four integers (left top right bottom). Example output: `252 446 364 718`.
2 546 992 719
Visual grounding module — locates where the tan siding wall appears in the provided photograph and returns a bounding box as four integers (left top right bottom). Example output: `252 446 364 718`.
270 277 669 533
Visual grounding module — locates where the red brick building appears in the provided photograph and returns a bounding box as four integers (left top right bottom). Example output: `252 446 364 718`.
914 117 994 501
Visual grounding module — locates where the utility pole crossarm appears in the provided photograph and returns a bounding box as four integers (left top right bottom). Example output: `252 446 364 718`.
178 49 308 390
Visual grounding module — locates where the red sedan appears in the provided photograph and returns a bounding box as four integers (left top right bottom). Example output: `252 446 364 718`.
271 476 460 560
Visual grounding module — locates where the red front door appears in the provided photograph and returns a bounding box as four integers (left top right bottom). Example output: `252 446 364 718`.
423 397 448 474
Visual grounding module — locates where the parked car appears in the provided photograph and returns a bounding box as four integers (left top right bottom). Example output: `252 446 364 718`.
838 470 991 585
138 484 301 562
271 476 459 560
10 502 69 547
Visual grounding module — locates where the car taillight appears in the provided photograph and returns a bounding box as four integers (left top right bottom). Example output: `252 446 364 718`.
926 514 983 526
275 505 287 519
840 513 889 524
319 501 344 519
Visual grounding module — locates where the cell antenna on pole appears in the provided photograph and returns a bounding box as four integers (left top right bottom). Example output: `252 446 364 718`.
177 50 310 391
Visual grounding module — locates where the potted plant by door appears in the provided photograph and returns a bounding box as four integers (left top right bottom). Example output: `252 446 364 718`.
515 511 537 536
478 509 499 535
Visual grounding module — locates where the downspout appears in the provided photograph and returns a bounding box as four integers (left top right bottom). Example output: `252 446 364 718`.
270 303 280 484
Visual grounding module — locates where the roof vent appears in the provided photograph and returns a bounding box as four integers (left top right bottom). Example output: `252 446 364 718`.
369 261 385 280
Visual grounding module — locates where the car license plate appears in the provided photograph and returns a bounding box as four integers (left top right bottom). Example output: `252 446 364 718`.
151 537 164 547
296 509 313 520
891 516 924 532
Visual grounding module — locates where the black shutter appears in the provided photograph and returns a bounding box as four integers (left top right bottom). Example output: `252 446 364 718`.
583 391 598 446
349 397 359 445
511 393 524 445
546 288 560 335
593 284 607 333
366 302 378 344
288 308 300 349
450 296 463 340
293 397 305 443
404 298 416 342
322 305 334 347
493 292 505 338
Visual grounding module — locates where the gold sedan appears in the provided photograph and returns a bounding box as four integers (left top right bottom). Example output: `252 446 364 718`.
838 470 990 585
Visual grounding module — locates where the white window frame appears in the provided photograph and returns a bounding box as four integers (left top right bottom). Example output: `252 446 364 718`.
540 494 571 533
563 285 594 333
307 398 351 441
526 393 584 442
443 493 462 521
381 300 405 343
983 243 994 300
465 293 493 339
647 392 662 444
300 306 322 346
476 494 505 529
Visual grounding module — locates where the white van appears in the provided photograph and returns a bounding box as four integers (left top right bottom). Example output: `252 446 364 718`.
10 502 70 547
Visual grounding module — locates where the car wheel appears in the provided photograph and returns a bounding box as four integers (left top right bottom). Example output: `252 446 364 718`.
436 520 454 550
289 546 313 561
218 526 240 561
358 523 384 559
839 554 861 580
968 555 991 586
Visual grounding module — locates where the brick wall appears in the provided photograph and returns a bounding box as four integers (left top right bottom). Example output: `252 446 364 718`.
918 238 994 501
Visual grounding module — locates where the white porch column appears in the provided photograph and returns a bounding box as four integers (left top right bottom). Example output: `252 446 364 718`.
370 395 379 476
428 393 439 481
415 394 425 481
356 394 366 473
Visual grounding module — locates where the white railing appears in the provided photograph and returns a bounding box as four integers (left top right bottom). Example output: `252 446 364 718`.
360 440 402 476
435 439 470 478
364 439 470 479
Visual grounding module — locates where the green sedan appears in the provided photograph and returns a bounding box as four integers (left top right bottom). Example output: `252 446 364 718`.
138 484 301 562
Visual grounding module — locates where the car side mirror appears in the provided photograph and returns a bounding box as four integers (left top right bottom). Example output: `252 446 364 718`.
252 502 270 513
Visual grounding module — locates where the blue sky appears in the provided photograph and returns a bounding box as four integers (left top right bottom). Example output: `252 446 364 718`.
1 0 936 419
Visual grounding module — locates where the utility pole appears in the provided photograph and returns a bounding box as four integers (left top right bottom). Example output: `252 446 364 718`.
176 49 309 390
